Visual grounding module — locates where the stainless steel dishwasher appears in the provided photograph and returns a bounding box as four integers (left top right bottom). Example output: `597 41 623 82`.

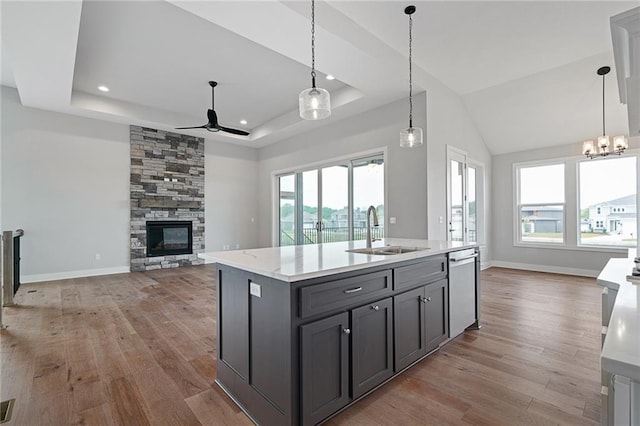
448 248 478 338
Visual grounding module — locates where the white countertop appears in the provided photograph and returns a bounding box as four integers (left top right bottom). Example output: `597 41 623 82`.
198 238 477 282
597 253 640 381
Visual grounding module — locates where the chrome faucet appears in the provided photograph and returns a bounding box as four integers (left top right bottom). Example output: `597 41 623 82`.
366 205 379 248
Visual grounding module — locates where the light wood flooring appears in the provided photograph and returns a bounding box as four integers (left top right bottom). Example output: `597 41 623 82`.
1 266 602 425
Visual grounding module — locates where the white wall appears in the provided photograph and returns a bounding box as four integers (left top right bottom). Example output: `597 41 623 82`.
1 87 260 281
427 79 492 264
257 85 492 261
1 87 131 281
257 93 427 248
204 142 259 251
491 141 639 276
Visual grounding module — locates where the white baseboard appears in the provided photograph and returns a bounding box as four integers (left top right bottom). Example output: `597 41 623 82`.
22 266 130 284
486 260 600 278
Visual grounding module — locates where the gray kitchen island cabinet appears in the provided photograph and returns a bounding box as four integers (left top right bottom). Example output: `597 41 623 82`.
202 239 479 426
393 279 448 372
300 296 393 425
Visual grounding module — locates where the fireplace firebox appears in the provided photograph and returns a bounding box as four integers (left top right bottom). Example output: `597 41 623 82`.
146 221 193 257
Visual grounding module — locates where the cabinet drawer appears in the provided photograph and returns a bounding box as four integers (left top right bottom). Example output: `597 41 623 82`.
300 270 392 319
394 255 446 291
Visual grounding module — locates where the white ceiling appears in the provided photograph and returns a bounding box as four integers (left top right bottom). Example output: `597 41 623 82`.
1 1 636 154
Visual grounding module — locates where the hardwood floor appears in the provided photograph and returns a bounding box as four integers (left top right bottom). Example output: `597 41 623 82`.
0 266 601 425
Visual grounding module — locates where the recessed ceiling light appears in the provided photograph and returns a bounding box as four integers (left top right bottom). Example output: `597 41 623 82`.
97 85 110 92
326 75 335 80
240 120 248 125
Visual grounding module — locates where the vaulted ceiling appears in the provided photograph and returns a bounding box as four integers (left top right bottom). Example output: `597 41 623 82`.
1 1 636 154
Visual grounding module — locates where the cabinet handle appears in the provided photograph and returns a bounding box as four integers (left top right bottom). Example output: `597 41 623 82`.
371 305 379 311
426 297 432 302
343 328 351 335
344 287 363 294
421 297 431 303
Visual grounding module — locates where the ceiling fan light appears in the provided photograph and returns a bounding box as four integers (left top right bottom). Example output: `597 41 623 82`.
299 87 331 120
400 126 423 148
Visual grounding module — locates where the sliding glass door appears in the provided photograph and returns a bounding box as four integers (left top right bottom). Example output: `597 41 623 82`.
277 154 385 246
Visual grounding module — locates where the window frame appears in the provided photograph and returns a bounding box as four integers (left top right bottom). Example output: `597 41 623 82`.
513 152 638 253
576 154 639 250
514 160 567 247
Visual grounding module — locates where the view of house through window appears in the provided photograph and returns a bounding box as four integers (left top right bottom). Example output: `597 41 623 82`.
277 154 384 246
579 157 637 247
517 163 565 244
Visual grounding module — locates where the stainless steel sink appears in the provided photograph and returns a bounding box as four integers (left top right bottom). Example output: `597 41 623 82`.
346 246 429 255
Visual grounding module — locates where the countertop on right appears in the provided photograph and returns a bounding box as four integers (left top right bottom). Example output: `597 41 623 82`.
597 253 640 381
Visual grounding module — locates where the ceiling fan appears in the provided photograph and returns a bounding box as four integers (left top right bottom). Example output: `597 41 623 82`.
176 81 249 136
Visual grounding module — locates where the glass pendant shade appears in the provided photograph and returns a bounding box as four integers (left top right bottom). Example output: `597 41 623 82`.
598 135 610 153
582 140 594 156
613 135 628 151
299 87 331 120
400 126 424 148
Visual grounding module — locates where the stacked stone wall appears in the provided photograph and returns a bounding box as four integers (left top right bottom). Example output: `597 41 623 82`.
130 126 204 272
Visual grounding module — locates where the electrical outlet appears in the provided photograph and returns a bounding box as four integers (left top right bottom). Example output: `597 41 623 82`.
95 253 101 260
390 217 397 224
235 244 240 249
439 216 444 224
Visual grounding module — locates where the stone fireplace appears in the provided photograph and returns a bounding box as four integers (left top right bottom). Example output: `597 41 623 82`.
130 126 204 272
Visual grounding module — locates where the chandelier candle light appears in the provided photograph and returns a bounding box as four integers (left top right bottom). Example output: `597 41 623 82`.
582 66 628 159
400 5 423 148
299 0 331 120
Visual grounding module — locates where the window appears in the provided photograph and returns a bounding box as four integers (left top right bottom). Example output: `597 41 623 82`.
276 154 385 246
352 158 384 241
579 156 637 247
516 163 565 244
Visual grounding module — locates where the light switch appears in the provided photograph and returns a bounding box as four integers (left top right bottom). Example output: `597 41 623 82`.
250 282 262 298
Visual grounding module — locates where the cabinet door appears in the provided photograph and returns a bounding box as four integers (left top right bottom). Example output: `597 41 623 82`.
394 287 426 372
218 268 249 379
351 297 394 399
301 312 350 425
424 278 449 352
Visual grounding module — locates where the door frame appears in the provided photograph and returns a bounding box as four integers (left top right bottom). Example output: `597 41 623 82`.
446 145 485 244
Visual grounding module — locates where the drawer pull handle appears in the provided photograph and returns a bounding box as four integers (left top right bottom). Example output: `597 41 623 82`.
371 305 380 311
343 328 351 335
344 287 363 294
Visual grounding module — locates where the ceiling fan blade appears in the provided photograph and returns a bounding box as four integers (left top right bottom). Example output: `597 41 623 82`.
218 126 250 136
175 125 208 129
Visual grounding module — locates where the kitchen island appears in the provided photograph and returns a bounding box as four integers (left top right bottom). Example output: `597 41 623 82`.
597 250 640 425
199 238 479 426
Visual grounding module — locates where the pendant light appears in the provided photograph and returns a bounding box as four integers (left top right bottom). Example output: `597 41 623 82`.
582 66 628 159
400 5 423 148
299 0 331 120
